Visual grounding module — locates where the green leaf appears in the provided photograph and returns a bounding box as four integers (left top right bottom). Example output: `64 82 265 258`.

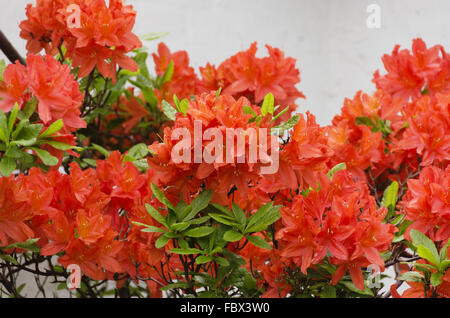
211 203 233 217
0 110 9 144
326 162 346 179
410 229 440 266
243 105 257 116
223 230 243 242
215 257 230 267
430 272 443 287
82 158 97 167
141 86 159 110
39 119 63 138
133 158 149 171
261 93 274 116
132 51 149 79
439 260 450 273
176 202 190 218
439 239 450 262
178 99 189 115
414 264 433 275
30 147 58 166
0 156 16 176
150 183 175 210
166 209 177 227
127 143 149 160
178 238 189 250
381 181 399 211
321 285 336 298
8 103 19 134
139 32 169 41
355 116 376 129
398 271 424 283
161 99 176 121
173 94 180 108
417 245 440 267
187 216 211 225
382 251 393 262
209 246 223 256
91 143 110 158
145 203 167 227
2 238 40 252
11 120 33 140
271 114 300 135
42 141 79 151
159 60 174 86
0 254 19 265
12 138 37 147
232 203 246 227
15 283 25 296
21 97 38 120
195 255 213 265
132 222 166 233
246 235 272 250
244 273 257 290
171 222 190 232
215 87 222 101
245 202 280 233
208 213 240 227
339 281 374 296
182 189 212 221
377 118 392 136
183 226 215 238
5 145 23 159
160 281 190 291
155 234 170 249
170 247 203 255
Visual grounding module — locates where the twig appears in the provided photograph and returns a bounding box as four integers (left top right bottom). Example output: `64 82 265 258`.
0 30 25 65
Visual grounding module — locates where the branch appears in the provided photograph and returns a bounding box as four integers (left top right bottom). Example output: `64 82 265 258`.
0 30 25 65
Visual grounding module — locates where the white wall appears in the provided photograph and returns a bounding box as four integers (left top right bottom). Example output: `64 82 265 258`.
2 0 450 125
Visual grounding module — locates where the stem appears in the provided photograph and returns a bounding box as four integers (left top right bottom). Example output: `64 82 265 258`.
0 30 25 65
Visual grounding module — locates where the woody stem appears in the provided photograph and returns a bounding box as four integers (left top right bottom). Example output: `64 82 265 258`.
0 29 25 65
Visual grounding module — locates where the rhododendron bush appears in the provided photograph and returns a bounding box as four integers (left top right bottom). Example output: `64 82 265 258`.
0 0 449 299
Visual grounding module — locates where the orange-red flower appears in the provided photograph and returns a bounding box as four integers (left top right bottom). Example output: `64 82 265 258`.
276 171 396 290
0 54 85 133
19 0 141 80
373 38 450 101
152 42 203 106
402 165 450 242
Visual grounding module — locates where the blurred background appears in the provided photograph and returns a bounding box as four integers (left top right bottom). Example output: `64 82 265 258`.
1 0 450 125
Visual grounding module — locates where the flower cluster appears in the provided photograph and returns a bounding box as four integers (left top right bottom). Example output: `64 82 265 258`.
0 151 171 295
402 165 450 242
373 38 450 101
276 171 396 291
152 43 203 106
0 54 85 132
19 0 141 79
148 91 280 206
199 42 304 121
